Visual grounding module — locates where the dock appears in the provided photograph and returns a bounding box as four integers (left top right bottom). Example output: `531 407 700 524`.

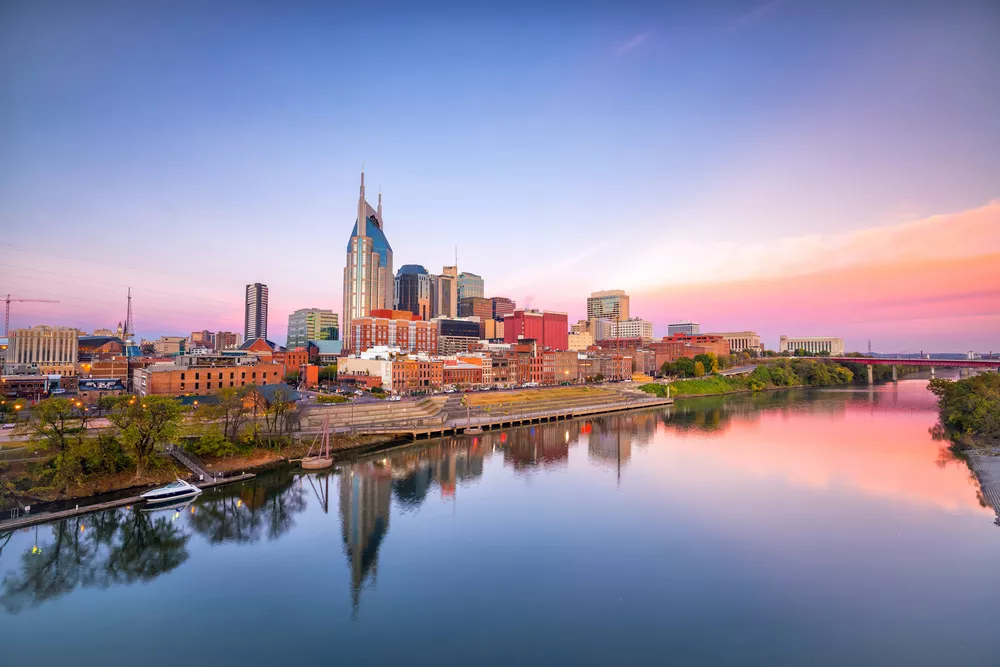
0 473 255 531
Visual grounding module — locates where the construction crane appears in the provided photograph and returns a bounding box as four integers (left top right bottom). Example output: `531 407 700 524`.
4 294 60 336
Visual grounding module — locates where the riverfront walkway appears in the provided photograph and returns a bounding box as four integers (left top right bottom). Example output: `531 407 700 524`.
968 452 1000 525
0 473 256 531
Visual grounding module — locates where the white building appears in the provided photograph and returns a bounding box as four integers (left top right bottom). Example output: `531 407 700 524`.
338 357 394 390
568 331 593 351
609 318 653 341
779 336 844 356
4 325 79 375
586 290 630 321
704 331 763 355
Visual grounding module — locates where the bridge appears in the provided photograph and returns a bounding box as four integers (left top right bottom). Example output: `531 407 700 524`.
825 357 1000 383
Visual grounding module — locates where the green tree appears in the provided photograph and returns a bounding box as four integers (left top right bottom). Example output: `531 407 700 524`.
318 364 338 383
196 386 249 443
693 361 706 377
17 398 93 490
693 354 718 374
284 371 300 385
107 396 183 478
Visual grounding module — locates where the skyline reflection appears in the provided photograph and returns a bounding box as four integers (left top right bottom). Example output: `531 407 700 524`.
2 379 993 619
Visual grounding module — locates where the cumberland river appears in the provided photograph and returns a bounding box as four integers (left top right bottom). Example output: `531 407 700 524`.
2 379 999 666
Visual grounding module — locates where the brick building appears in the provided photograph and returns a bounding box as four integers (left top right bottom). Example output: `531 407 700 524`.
133 358 285 397
349 316 437 355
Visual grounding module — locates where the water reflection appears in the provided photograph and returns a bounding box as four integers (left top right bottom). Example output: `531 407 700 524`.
1 379 993 622
1 509 189 614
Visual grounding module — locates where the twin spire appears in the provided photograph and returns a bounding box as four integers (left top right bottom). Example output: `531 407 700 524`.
358 168 384 232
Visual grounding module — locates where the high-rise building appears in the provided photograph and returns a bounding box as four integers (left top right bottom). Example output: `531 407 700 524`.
430 265 458 318
458 297 493 336
244 283 268 342
5 325 80 375
667 321 700 336
491 296 515 321
287 308 339 349
343 171 393 347
587 290 630 322
457 272 484 300
394 264 432 320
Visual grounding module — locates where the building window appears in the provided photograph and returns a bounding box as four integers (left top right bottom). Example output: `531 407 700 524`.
241 372 245 379
230 382 234 387
230 372 234 379
252 372 257 379
195 382 199 390
195 373 200 380
181 372 186 380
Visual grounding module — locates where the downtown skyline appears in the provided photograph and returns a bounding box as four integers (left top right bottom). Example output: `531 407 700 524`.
1 1 998 352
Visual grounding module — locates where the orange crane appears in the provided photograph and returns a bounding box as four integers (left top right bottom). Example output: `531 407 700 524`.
4 294 60 336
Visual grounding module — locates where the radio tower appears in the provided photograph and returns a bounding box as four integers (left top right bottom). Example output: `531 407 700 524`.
124 287 134 341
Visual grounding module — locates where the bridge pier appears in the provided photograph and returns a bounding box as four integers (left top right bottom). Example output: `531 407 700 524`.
867 364 873 385
892 365 897 382
930 367 935 379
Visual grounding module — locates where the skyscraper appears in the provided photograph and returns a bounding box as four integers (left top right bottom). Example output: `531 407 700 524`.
430 265 458 318
394 264 432 320
287 308 339 348
343 171 393 347
457 272 484 300
244 283 268 342
587 290 630 322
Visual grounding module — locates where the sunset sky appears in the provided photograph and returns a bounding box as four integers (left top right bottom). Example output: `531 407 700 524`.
1 1 998 351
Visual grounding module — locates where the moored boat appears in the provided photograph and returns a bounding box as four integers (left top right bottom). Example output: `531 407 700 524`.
140 479 202 504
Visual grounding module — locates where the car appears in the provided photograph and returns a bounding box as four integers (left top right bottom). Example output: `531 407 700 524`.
51 388 67 394
2 423 16 429
354 390 364 396
388 395 401 402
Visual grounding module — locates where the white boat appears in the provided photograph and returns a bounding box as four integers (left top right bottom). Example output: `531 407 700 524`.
140 479 202 504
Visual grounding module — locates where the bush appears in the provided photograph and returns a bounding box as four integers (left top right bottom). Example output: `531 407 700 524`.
317 394 348 404
929 373 1000 443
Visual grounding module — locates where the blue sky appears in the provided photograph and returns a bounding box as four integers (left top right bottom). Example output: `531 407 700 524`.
1 1 998 350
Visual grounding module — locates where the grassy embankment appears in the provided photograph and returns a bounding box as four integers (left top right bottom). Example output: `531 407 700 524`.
639 357 904 398
928 373 1000 455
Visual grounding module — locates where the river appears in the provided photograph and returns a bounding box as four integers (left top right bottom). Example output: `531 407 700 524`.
2 378 998 666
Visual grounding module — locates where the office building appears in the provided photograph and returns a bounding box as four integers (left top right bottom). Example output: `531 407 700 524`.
349 316 437 355
457 272 484 300
245 283 269 342
568 331 593 351
779 336 845 356
430 266 458 318
703 331 763 355
4 325 80 375
587 290 630 322
344 171 393 347
458 297 493 336
491 296 515 320
287 308 339 349
435 317 481 355
667 321 699 336
394 264 432 320
608 318 653 341
503 309 569 351
152 336 186 356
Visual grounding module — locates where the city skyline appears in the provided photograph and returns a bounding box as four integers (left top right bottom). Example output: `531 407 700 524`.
1 2 998 351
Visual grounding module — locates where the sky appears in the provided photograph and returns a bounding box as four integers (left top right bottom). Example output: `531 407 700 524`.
1 0 998 352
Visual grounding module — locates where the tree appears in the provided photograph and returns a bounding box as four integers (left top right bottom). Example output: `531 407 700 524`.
196 386 249 443
17 398 93 490
284 371 300 385
107 396 183 478
693 361 706 377
693 354 717 374
318 364 338 383
254 388 299 448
